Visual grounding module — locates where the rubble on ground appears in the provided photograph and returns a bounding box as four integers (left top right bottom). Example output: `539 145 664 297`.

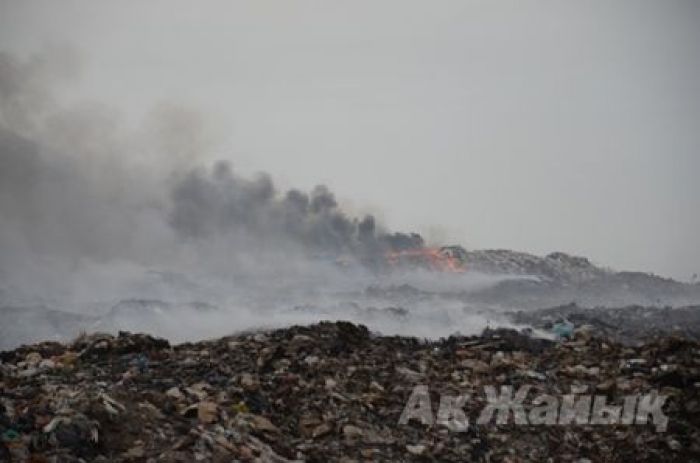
465 250 700 308
510 303 700 344
1 321 699 462
465 250 607 283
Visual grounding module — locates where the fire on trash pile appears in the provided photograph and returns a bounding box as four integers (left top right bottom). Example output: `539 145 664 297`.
385 246 468 273
1 321 699 462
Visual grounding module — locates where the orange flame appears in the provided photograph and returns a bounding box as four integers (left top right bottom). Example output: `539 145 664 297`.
385 247 466 273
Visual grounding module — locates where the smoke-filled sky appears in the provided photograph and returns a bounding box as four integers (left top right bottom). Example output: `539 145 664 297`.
1 1 699 281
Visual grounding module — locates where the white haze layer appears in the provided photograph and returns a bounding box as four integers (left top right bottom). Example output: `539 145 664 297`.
0 49 538 347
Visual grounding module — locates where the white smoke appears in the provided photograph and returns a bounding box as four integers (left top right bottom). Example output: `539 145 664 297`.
1 49 516 348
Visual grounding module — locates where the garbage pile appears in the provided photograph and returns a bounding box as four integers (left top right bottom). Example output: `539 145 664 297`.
464 250 700 309
510 303 700 344
1 321 699 462
464 250 606 283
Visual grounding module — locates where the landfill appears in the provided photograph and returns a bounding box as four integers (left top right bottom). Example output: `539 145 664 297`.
510 303 700 344
2 320 699 462
2 15 699 463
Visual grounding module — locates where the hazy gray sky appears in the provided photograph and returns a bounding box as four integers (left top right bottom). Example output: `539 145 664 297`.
1 0 698 280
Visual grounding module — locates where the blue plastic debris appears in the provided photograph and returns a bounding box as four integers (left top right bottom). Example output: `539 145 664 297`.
552 320 574 340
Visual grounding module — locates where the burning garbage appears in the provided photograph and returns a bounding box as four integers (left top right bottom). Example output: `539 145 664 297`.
385 245 468 273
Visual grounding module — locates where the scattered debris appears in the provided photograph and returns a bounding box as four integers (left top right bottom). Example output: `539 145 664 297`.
1 321 698 461
552 319 575 340
511 303 700 344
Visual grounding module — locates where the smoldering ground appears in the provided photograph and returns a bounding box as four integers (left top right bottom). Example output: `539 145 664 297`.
0 49 520 348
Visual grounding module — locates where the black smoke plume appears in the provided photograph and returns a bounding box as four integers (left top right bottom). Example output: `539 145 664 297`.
168 160 425 262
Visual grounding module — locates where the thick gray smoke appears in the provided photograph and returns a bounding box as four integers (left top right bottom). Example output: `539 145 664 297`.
1 49 178 306
0 49 428 310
